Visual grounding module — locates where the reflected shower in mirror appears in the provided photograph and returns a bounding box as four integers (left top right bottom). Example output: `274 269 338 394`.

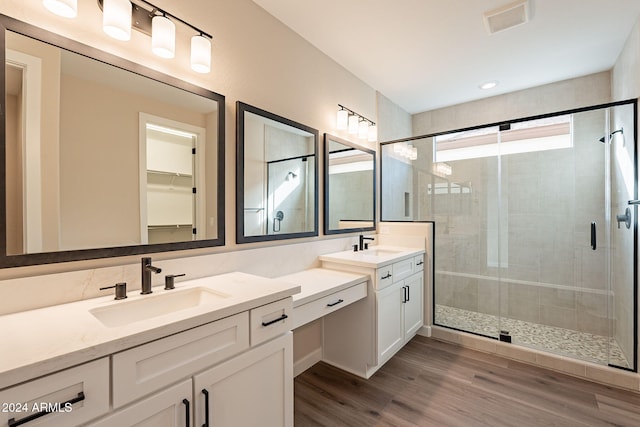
236 101 318 243
324 134 375 234
1 15 225 267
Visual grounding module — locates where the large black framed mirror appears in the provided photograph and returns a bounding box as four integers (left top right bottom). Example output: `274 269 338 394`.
324 134 376 235
236 101 318 243
0 14 225 268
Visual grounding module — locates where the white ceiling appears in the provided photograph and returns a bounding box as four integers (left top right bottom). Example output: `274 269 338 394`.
252 0 640 114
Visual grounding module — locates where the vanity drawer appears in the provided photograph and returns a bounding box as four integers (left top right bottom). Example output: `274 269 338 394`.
376 265 394 289
250 298 293 346
414 254 425 272
112 312 249 408
0 358 109 427
293 281 367 329
392 257 415 282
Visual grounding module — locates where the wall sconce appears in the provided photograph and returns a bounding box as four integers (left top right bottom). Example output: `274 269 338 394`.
336 104 377 142
43 0 213 73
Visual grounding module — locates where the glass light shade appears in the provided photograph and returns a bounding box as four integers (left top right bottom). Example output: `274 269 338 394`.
43 0 77 18
367 124 377 142
348 115 359 135
152 15 176 59
191 35 212 73
103 0 132 41
358 120 369 139
336 109 348 130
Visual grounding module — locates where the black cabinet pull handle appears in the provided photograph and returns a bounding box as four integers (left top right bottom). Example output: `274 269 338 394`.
407 285 410 302
327 299 344 307
591 222 597 250
183 398 190 427
262 314 288 327
382 273 392 280
416 260 424 266
402 286 407 303
202 389 210 427
8 392 85 427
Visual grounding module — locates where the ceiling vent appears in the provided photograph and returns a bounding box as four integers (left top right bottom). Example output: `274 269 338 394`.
484 0 530 34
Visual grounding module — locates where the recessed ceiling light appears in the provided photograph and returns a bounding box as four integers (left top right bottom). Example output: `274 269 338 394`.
479 80 498 90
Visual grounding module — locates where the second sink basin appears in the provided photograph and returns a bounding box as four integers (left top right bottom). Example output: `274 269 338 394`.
90 287 230 328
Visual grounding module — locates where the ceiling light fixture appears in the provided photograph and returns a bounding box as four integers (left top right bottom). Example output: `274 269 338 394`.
479 80 498 90
48 0 214 73
42 0 78 18
336 104 377 141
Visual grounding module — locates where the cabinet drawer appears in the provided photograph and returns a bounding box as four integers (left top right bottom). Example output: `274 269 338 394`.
0 358 109 427
250 298 293 346
376 265 394 289
392 257 414 282
293 281 367 329
414 254 425 272
112 312 249 408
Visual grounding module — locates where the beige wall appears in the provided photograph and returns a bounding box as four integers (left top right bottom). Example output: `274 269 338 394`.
413 72 612 136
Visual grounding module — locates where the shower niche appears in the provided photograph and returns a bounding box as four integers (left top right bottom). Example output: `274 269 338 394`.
381 100 638 371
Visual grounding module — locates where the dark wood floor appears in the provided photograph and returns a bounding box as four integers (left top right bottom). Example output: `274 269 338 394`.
294 336 640 426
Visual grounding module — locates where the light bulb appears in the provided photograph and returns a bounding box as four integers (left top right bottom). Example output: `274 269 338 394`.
336 109 348 130
152 15 176 59
191 35 211 73
103 0 132 41
43 0 77 18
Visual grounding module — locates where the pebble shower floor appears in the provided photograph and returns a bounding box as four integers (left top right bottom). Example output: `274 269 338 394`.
435 304 630 368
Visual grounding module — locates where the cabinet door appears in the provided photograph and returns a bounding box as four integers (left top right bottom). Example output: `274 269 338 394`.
194 333 293 427
403 273 424 339
376 281 404 363
90 379 192 427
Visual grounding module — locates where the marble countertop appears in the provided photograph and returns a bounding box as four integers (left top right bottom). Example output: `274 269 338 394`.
0 272 300 389
319 245 425 268
277 268 369 307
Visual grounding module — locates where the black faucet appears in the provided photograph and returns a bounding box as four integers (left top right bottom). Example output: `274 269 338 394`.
141 257 162 295
359 234 375 251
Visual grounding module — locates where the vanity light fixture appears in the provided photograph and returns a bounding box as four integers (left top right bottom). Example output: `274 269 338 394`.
358 119 369 139
336 104 376 141
45 0 214 73
43 0 78 18
336 107 349 130
102 0 132 41
151 14 175 58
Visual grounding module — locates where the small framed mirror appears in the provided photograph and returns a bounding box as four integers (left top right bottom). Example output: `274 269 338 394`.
324 134 376 234
236 101 318 243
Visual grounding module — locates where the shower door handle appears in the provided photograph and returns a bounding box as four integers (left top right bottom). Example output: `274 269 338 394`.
590 222 596 250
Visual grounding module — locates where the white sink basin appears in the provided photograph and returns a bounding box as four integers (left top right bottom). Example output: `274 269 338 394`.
90 287 230 327
360 249 402 257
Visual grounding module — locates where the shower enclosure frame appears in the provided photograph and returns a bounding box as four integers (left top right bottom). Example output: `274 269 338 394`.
380 99 638 372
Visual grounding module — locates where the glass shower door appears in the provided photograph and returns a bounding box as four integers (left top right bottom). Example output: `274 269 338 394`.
498 105 636 369
432 127 502 338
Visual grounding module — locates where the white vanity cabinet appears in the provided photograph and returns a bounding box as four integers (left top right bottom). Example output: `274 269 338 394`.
321 249 425 378
194 333 292 427
89 299 293 427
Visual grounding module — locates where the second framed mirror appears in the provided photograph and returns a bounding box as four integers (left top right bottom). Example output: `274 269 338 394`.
324 134 376 235
236 102 319 243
